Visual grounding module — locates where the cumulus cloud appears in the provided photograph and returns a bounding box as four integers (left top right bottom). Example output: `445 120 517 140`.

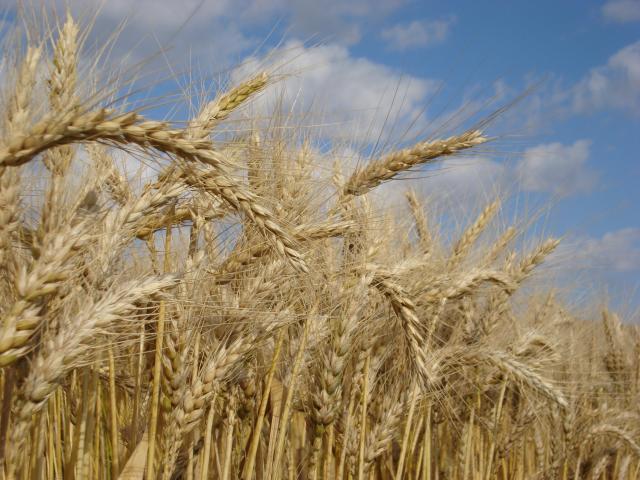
0 0 408 70
421 157 506 201
563 228 640 272
0 0 257 69
260 0 406 45
505 40 640 124
381 17 456 51
231 40 439 143
602 0 640 23
517 140 597 195
572 40 640 114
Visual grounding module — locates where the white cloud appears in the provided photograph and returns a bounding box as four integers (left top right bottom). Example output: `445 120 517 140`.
0 0 407 69
422 157 506 200
381 17 456 51
231 40 439 143
572 40 640 114
517 140 597 195
602 0 640 23
0 0 261 73
497 40 640 125
563 228 640 272
258 0 406 46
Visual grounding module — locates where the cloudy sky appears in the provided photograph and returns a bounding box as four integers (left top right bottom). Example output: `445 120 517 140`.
3 0 640 313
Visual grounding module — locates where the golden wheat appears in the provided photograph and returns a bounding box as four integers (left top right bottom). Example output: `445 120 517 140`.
0 13 637 480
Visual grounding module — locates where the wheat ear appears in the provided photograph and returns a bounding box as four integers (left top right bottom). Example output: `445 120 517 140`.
371 270 433 389
363 394 404 474
343 130 488 196
477 350 567 408
161 329 269 478
512 238 560 282
405 189 432 254
189 72 268 139
0 220 90 366
419 268 515 306
176 163 308 273
48 13 79 111
0 45 42 266
602 310 630 386
0 108 308 271
448 199 500 269
43 13 79 176
5 275 177 478
216 219 353 278
313 279 368 427
482 226 517 265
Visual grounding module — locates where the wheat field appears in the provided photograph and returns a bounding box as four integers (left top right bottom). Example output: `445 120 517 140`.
0 12 638 480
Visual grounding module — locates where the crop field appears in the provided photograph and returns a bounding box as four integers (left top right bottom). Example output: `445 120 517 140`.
0 10 638 480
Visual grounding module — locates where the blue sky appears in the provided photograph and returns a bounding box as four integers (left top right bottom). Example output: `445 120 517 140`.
3 0 639 314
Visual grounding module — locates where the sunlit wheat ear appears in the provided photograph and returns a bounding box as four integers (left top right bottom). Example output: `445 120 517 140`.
43 13 79 177
5 275 178 477
369 267 433 389
38 15 79 240
511 238 560 281
308 277 370 476
216 219 353 279
602 310 631 387
162 327 270 477
0 220 90 367
175 163 308 273
405 189 432 255
189 72 268 139
90 145 133 205
448 199 500 269
482 226 517 265
158 312 188 468
363 393 405 475
5 46 42 136
342 130 488 196
48 13 79 110
312 278 368 428
0 45 42 269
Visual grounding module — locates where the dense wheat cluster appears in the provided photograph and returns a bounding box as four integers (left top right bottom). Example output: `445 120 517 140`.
0 13 638 480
